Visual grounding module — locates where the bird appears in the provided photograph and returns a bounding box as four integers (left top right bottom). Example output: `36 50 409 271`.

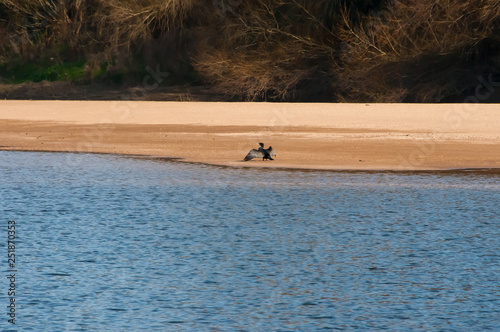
243 143 276 161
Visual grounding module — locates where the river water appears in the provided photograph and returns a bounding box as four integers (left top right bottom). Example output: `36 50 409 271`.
0 151 499 331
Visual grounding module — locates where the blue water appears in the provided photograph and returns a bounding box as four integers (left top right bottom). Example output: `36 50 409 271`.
0 151 499 331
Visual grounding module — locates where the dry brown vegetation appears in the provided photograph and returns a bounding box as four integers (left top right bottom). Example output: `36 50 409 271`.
192 0 341 101
0 0 209 82
1 0 500 102
337 0 500 101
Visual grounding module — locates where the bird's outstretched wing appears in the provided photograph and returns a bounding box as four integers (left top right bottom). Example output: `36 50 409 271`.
267 146 276 158
243 149 264 161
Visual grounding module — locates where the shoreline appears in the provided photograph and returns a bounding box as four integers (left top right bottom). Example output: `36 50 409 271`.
3 148 500 174
1 100 499 171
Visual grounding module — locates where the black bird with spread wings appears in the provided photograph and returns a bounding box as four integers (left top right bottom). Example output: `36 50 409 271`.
243 143 276 161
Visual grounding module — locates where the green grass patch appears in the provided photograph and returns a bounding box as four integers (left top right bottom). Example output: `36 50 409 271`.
0 59 88 84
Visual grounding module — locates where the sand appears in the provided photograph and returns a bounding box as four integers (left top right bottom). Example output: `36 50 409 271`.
1 100 499 170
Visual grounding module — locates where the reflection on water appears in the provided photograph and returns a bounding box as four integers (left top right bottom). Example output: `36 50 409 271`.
1 151 499 331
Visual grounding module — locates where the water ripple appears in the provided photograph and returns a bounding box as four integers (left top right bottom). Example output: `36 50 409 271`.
0 151 499 331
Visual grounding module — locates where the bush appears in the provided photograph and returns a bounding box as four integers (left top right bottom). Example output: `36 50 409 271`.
192 0 377 101
1 0 499 102
336 0 500 102
0 0 207 84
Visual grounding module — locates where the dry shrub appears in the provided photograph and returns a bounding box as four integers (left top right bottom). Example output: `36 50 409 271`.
195 0 500 102
94 0 207 53
194 48 317 100
337 0 500 102
2 0 499 101
0 0 208 80
192 0 343 100
88 0 210 80
0 0 96 58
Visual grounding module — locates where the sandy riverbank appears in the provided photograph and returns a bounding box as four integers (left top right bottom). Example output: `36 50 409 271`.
0 100 499 170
